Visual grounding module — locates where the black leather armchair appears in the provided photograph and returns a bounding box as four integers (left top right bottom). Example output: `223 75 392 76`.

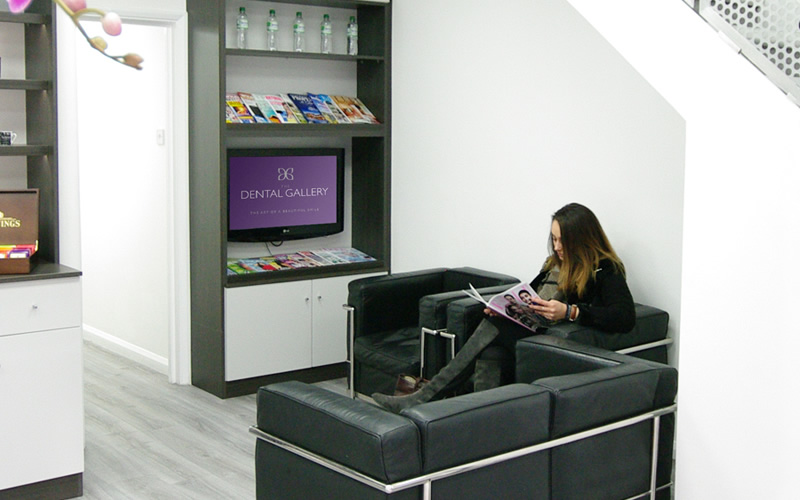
345 267 519 397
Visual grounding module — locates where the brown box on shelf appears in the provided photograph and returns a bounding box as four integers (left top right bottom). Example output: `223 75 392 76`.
0 189 39 274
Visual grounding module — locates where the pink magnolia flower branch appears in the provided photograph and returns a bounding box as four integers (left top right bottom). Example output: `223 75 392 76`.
7 0 143 70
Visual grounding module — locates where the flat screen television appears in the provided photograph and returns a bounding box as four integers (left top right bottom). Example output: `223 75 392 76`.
227 148 345 242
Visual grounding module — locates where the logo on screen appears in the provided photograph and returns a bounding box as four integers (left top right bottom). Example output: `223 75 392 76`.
278 168 294 181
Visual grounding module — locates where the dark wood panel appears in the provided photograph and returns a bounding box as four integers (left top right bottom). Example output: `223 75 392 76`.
0 473 82 500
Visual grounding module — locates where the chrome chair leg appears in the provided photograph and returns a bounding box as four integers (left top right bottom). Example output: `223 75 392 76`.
343 305 355 399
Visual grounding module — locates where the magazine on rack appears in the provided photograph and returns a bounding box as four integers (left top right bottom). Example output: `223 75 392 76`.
462 282 547 332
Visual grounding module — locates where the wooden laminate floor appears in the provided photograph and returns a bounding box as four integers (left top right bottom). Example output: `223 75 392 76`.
79 341 346 500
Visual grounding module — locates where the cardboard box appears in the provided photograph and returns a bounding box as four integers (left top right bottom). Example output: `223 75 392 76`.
0 189 39 274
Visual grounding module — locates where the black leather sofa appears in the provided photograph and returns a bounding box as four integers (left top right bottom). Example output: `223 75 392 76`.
252 336 678 499
445 293 671 363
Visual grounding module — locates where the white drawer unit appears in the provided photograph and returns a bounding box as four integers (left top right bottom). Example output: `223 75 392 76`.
0 274 84 496
0 277 82 337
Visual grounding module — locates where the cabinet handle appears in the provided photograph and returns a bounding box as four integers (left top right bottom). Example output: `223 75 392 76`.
32 304 39 310
305 297 310 303
317 295 323 302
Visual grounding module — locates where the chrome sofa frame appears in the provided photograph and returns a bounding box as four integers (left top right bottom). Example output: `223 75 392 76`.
251 403 677 500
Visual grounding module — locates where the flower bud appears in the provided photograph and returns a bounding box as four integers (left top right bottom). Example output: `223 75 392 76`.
90 36 107 52
102 12 122 36
122 53 144 70
63 0 87 11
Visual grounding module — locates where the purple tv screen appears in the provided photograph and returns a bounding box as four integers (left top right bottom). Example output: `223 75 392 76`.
228 151 342 236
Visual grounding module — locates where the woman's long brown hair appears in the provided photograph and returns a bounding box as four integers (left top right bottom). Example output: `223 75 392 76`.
545 203 625 298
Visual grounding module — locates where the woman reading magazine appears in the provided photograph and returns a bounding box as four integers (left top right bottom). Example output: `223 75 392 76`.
372 202 636 413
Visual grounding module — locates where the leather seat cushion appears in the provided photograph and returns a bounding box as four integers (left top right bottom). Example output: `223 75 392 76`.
355 326 421 375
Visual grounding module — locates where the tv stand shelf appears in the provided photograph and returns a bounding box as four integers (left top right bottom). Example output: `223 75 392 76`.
226 259 385 287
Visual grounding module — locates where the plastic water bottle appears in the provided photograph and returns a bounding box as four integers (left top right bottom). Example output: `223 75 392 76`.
347 16 358 56
236 7 248 49
293 12 305 52
320 14 332 54
266 9 278 51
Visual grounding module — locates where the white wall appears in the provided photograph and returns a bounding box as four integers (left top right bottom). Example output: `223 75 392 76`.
85 0 185 20
392 0 685 360
58 1 191 382
75 21 171 372
569 0 800 497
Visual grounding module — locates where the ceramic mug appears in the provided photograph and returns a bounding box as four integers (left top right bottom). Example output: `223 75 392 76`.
0 131 17 146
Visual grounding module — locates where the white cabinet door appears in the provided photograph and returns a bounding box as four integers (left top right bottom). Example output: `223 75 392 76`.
225 281 312 381
311 273 384 367
310 275 352 367
0 327 84 490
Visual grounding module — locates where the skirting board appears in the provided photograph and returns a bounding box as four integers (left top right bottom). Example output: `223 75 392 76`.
83 324 169 375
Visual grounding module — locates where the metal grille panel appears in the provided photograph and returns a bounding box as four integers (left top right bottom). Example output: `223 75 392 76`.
699 0 800 103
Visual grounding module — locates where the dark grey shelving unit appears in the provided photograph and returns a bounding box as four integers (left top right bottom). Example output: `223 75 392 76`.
188 0 391 397
0 2 77 284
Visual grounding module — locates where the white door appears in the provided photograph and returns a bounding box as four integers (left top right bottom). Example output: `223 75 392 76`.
76 21 172 368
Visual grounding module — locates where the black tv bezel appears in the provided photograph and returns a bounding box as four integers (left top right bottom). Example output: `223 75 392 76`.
226 147 345 243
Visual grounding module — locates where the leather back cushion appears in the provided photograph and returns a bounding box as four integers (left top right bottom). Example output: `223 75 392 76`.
402 384 551 472
257 381 422 483
348 269 448 334
441 267 517 291
546 303 669 352
402 384 552 499
532 364 664 500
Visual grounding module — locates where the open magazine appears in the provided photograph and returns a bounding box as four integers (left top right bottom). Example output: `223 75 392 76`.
462 282 548 332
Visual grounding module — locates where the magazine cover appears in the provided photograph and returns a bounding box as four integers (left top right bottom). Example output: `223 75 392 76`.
263 94 295 123
226 93 256 123
280 94 308 123
353 97 381 124
225 105 240 124
307 93 340 124
237 92 270 123
462 282 547 332
317 247 376 263
288 93 328 124
251 94 283 123
332 95 370 123
310 93 350 124
298 250 335 266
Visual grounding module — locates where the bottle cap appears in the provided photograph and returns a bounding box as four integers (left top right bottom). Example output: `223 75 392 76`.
350 16 356 22
296 11 302 17
239 7 245 13
270 9 275 15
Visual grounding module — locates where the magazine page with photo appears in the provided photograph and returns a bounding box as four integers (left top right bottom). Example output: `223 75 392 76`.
463 282 548 332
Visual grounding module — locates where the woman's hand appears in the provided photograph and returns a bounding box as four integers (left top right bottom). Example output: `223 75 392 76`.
484 308 498 317
530 297 568 321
